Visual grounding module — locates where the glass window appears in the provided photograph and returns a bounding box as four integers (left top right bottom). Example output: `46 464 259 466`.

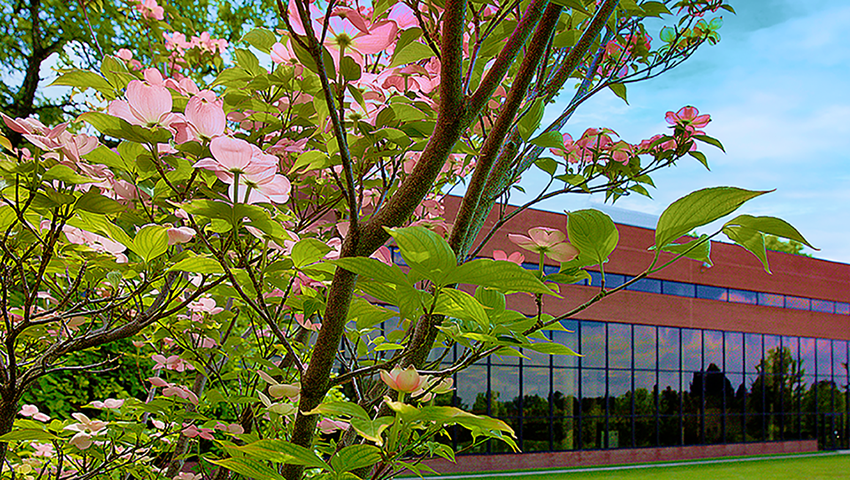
834 341 849 385
626 278 662 294
763 335 780 373
800 338 816 377
817 339 832 377
542 264 559 276
786 296 810 311
522 416 551 452
609 370 632 416
456 365 488 414
610 416 631 448
581 321 606 368
588 270 602 287
745 333 763 373
682 329 702 372
812 299 835 314
705 415 724 444
658 371 681 415
491 366 520 416
635 416 656 447
581 369 606 417
746 372 763 413
727 372 746 415
683 415 701 445
837 302 850 315
580 416 605 449
608 323 631 369
659 327 680 371
634 325 657 370
523 367 551 418
725 332 744 373
758 292 785 308
606 273 626 288
552 368 578 417
704 330 723 371
729 289 757 305
552 416 577 450
552 321 579 367
663 280 695 298
524 337 553 367
697 284 728 301
659 415 681 446
634 370 657 416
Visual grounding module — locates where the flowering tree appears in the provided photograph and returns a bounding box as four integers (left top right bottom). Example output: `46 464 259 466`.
0 0 815 479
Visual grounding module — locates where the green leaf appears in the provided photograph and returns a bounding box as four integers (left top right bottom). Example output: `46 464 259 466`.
0 429 59 442
348 298 398 329
517 99 544 142
49 70 115 98
168 256 224 274
78 112 172 144
340 56 362 82
43 165 97 184
304 401 369 420
133 224 169 263
233 439 329 470
527 342 580 356
292 238 332 267
660 234 713 265
208 457 286 480
474 287 506 314
332 257 411 288
723 215 816 250
534 157 558 176
446 259 552 295
386 226 457 287
331 445 382 473
290 150 330 174
350 417 394 446
567 209 618 267
242 28 277 53
688 150 710 170
234 48 262 75
69 211 133 250
692 134 726 152
529 131 565 149
433 288 489 329
655 187 770 249
609 83 628 104
75 189 125 214
723 225 769 272
390 41 435 68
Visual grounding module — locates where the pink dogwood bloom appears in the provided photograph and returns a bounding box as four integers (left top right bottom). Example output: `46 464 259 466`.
194 136 277 181
318 418 350 434
380 366 426 393
135 0 164 21
182 424 215 440
108 69 174 127
166 226 196 245
493 250 525 265
508 227 579 263
185 90 225 139
151 354 195 372
665 106 711 132
63 226 128 263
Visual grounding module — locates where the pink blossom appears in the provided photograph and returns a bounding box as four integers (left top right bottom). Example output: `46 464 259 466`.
229 169 292 205
271 41 298 65
108 69 174 127
665 106 711 132
90 398 125 409
380 366 426 393
19 404 39 417
493 250 525 265
135 0 164 21
182 424 215 440
64 412 106 448
63 226 128 263
31 442 55 457
214 422 244 435
188 297 223 315
151 354 194 372
115 49 142 70
371 246 393 265
166 226 195 245
508 227 579 263
194 136 277 182
185 90 225 139
318 418 350 434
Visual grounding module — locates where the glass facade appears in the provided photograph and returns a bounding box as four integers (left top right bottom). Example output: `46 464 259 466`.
445 322 849 453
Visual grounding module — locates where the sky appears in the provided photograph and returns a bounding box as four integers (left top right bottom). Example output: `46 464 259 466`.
512 0 850 265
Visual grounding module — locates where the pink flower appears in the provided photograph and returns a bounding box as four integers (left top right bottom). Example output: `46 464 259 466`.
665 106 711 132
64 412 107 448
166 226 195 245
135 0 164 21
271 41 298 65
185 90 225 139
229 169 292 205
182 424 215 440
90 398 124 409
108 69 174 127
194 136 277 181
188 297 223 315
31 442 55 457
508 227 579 263
152 354 194 372
63 226 128 263
318 418 350 434
380 366 426 393
19 404 39 417
214 422 245 434
116 49 142 70
493 250 525 265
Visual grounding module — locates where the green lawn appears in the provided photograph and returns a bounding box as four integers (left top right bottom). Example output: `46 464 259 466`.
427 453 850 480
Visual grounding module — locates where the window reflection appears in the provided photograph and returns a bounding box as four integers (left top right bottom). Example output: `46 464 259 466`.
729 289 757 305
837 302 850 315
663 280 695 297
704 330 723 369
553 369 578 417
812 299 835 314
697 284 727 301
608 323 631 369
658 371 680 415
626 278 661 294
786 296 811 311
745 333 763 373
682 329 702 372
609 370 631 417
633 325 656 370
581 369 606 417
581 322 606 368
817 339 832 377
552 321 579 367
552 417 577 450
523 367 550 418
659 327 680 371
758 292 784 307
725 332 744 373
456 365 488 414
491 366 519 417
634 370 657 416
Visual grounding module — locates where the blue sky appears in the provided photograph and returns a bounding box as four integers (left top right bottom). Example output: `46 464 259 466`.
516 0 850 264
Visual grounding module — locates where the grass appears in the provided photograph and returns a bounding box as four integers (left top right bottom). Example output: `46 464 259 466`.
418 452 850 480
